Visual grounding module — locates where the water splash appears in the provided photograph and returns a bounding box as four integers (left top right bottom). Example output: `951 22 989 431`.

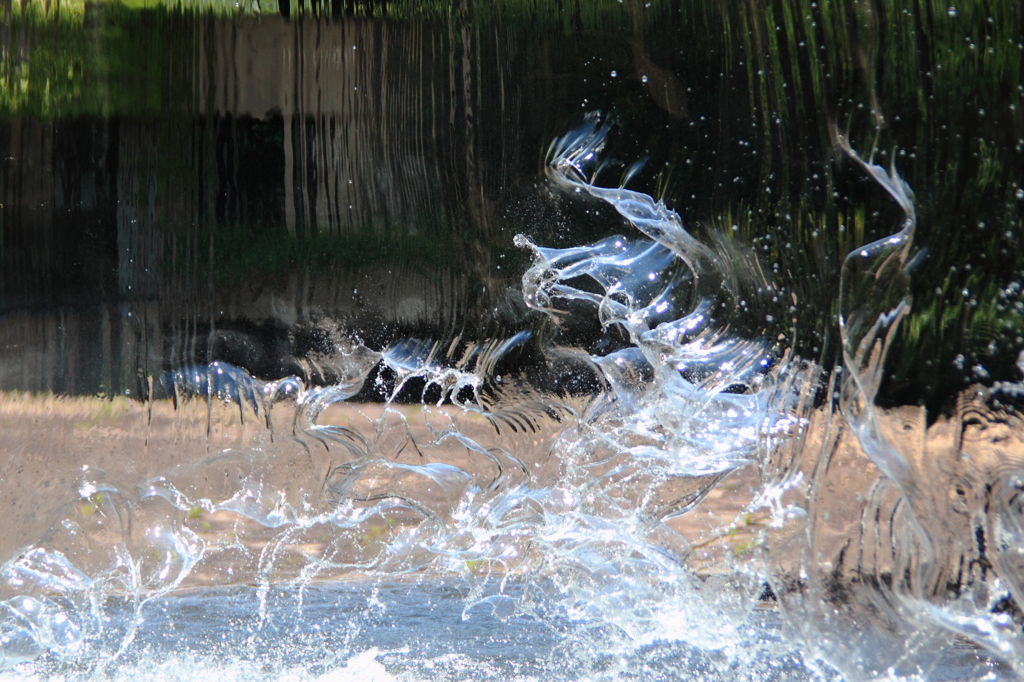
0 117 1021 680
765 131 1024 679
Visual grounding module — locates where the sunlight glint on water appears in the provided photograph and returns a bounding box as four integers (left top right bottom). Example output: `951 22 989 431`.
0 118 1020 681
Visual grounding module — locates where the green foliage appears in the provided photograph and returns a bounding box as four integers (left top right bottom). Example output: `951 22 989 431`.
159 222 467 285
0 2 199 117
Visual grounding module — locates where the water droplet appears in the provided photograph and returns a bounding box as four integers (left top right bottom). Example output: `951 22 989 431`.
641 75 648 83
1015 189 1023 200
947 6 957 17
610 70 618 78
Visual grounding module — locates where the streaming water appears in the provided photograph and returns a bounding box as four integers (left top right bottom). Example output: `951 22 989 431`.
3 1 1024 680
0 114 1018 680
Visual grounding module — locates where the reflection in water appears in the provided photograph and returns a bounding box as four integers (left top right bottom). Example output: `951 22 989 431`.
2 0 1024 680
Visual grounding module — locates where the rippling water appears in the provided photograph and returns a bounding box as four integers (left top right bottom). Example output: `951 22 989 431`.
2 1 1024 679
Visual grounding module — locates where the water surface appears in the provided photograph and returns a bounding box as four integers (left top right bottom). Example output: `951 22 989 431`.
1 1 1024 679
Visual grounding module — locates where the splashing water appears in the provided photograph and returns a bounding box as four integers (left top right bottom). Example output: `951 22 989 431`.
1 117 1022 681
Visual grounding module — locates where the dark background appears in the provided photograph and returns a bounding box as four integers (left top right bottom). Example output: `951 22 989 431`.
0 0 1022 415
